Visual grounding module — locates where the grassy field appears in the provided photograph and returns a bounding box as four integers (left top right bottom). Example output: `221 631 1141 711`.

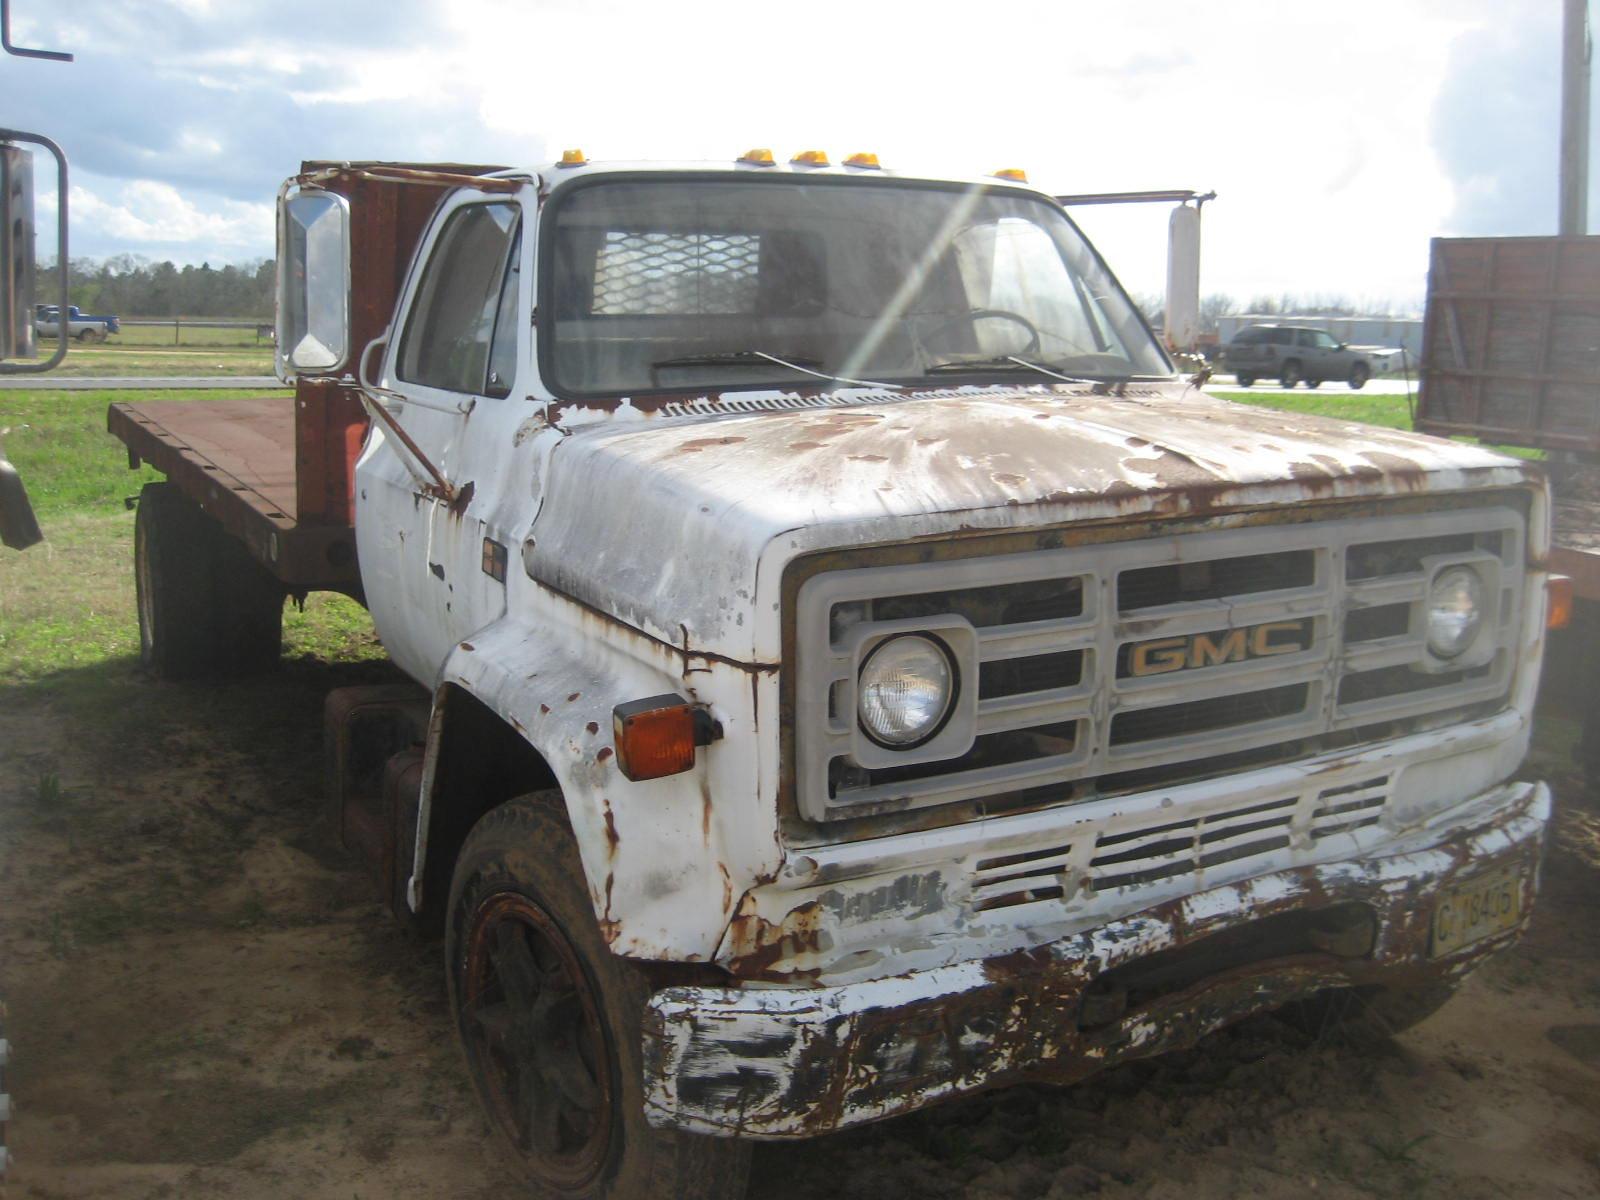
0 388 380 708
28 339 275 377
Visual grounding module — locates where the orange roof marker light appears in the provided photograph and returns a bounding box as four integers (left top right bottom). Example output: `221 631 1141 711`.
992 167 1029 182
791 149 830 167
739 148 777 166
558 148 587 168
844 152 882 169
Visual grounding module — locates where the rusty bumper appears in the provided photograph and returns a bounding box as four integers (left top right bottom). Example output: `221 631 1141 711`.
642 780 1548 1139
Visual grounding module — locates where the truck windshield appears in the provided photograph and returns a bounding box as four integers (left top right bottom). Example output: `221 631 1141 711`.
542 176 1171 397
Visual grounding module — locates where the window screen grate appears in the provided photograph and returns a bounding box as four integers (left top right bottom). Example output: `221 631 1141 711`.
591 231 761 315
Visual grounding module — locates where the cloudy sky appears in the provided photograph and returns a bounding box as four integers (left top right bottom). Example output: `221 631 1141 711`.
4 0 1591 309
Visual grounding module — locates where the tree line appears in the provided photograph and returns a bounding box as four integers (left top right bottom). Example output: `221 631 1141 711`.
44 255 275 319
1131 292 1417 332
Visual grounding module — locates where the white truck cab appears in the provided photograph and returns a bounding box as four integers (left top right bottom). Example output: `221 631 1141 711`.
169 153 1556 1199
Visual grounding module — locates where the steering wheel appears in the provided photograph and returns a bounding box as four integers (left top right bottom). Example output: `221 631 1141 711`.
920 308 1042 357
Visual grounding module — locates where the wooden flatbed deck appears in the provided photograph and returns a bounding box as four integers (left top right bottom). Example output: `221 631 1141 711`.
108 397 360 592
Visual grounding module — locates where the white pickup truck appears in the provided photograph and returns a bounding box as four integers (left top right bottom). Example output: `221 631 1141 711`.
110 155 1557 1200
34 303 119 341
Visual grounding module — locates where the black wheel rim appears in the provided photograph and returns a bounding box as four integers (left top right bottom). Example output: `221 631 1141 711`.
462 892 614 1188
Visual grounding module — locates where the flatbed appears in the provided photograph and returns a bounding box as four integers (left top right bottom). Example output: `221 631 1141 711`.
108 395 360 593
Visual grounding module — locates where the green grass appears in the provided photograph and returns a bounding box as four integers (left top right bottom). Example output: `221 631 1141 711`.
0 388 269 515
1213 388 1413 430
28 339 274 376
0 389 384 697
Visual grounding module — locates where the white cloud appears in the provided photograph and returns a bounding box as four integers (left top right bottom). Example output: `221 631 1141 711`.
10 0 1588 305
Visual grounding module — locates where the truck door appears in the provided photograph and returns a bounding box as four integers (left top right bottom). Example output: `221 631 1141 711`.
355 191 528 683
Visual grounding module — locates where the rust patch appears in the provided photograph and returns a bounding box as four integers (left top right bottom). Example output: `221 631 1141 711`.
849 454 889 462
596 746 614 762
724 896 826 979
539 703 551 715
459 641 475 652
679 436 747 453
447 479 475 515
601 800 620 855
586 721 600 735
567 692 581 702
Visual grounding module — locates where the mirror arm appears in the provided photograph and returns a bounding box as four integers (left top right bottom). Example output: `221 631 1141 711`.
0 127 68 374
356 336 459 504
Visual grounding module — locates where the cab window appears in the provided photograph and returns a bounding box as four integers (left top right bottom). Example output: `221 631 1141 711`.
398 202 520 395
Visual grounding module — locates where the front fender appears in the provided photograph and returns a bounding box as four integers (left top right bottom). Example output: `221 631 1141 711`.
415 600 782 962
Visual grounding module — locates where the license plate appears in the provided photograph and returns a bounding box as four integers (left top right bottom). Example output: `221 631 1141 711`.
1429 866 1524 959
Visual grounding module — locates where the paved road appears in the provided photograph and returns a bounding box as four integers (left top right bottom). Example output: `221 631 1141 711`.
0 375 284 391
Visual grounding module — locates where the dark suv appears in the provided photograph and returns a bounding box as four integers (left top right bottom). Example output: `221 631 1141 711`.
1223 324 1375 389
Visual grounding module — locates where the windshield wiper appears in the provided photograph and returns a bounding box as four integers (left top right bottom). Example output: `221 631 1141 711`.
924 354 1102 384
651 349 899 390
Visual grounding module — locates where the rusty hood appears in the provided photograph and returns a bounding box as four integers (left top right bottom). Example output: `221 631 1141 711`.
524 384 1538 662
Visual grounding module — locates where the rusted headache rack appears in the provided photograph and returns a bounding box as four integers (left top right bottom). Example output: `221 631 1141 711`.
1415 235 1600 598
106 162 508 597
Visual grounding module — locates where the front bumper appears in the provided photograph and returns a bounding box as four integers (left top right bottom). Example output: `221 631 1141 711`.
642 779 1548 1139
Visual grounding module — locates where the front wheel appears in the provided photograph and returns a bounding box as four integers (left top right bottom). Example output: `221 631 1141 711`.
1349 362 1371 389
447 795 750 1200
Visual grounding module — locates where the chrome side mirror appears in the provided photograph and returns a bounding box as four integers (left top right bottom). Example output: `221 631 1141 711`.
276 187 350 378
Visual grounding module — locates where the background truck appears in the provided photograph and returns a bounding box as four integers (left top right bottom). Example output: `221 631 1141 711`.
107 156 1559 1200
33 302 118 341
1414 234 1599 779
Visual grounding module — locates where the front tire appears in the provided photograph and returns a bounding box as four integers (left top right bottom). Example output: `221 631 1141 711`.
1349 362 1371 389
447 794 750 1200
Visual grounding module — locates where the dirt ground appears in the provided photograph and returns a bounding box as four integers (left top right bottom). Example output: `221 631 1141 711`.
1 655 1597 1200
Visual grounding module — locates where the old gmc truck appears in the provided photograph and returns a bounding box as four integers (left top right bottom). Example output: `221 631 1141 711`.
108 155 1558 1199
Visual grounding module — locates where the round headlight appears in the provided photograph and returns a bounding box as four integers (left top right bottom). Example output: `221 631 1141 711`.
858 634 956 748
1427 566 1485 658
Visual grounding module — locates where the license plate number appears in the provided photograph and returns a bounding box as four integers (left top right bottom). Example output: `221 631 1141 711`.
1430 866 1523 959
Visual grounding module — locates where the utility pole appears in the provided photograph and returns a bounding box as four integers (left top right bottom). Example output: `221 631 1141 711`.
1560 0 1591 235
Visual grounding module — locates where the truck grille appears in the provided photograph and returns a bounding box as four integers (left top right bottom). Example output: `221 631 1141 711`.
794 505 1524 825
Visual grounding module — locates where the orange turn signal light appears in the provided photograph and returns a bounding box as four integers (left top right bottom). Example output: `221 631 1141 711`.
612 695 720 782
559 148 587 167
739 148 776 166
791 149 830 166
992 167 1028 182
1547 573 1574 631
844 151 881 169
